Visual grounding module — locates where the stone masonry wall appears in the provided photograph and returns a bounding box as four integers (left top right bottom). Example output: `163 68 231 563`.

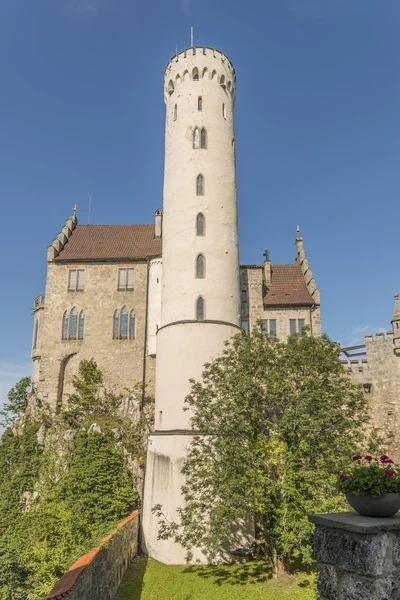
44 512 139 600
34 260 155 411
344 332 400 462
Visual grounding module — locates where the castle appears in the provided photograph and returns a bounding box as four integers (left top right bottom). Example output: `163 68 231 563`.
29 46 399 564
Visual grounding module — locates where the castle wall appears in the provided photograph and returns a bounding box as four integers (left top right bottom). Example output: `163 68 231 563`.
34 260 155 410
345 332 400 461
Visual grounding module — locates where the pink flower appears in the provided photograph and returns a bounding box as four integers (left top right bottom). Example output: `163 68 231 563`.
352 455 362 461
380 455 389 461
364 456 373 461
339 474 349 481
386 471 396 477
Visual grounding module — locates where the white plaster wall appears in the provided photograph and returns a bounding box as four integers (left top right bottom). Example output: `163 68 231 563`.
162 48 240 326
155 322 240 430
147 258 162 357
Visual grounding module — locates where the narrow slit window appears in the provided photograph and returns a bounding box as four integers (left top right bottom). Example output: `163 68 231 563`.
129 311 135 338
241 320 249 337
33 319 39 349
113 310 119 339
62 311 69 340
193 128 200 149
196 174 204 195
198 96 202 111
196 213 205 236
173 104 177 121
196 254 205 279
78 311 85 339
196 297 204 321
222 103 226 119
201 128 207 149
120 306 128 339
241 289 247 302
69 308 78 340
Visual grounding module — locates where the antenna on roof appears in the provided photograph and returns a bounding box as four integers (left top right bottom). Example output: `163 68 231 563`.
191 26 194 48
73 204 78 217
88 194 92 224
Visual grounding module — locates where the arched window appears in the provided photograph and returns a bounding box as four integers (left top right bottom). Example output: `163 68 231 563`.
33 319 39 349
78 311 85 339
173 104 177 121
227 80 232 91
129 311 135 338
196 174 204 196
196 213 205 236
196 297 205 321
198 96 202 111
120 306 128 339
113 310 119 339
62 311 69 340
202 67 208 79
192 67 199 81
196 254 205 278
69 308 78 340
201 128 207 149
193 128 200 149
183 70 189 81
220 75 226 87
168 80 174 96
211 70 217 80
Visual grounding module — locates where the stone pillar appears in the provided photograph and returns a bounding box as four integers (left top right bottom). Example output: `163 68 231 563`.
309 512 400 599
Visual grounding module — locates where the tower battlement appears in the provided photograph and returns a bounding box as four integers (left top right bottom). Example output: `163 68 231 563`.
164 47 236 103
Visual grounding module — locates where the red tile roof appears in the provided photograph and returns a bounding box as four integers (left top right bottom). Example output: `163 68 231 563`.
55 225 162 261
263 264 315 306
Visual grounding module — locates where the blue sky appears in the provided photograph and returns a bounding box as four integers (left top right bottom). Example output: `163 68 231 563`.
0 0 399 406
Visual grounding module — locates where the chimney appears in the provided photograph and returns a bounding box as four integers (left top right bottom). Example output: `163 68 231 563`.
154 209 162 239
263 249 271 285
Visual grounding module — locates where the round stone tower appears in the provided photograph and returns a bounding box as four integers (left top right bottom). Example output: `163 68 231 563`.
142 47 242 564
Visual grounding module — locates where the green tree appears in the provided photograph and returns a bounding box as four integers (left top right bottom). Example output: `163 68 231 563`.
0 377 31 427
154 327 372 568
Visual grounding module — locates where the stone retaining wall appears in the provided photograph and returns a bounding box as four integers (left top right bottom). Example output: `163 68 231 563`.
43 511 139 600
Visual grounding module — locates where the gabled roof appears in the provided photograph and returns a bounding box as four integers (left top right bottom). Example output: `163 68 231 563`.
54 224 162 262
263 264 314 306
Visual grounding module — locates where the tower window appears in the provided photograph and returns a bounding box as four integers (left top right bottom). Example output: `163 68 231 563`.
69 308 78 340
241 290 247 302
201 128 207 149
193 128 200 149
220 75 226 88
222 103 226 119
78 311 85 340
192 67 199 81
68 269 85 291
33 319 39 349
196 174 204 195
168 80 174 96
196 297 205 321
198 96 202 111
118 268 134 291
173 104 177 121
196 213 205 236
196 254 205 279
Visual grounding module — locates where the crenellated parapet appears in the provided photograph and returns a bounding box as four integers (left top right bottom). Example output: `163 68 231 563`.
164 47 236 104
47 215 77 262
295 231 320 305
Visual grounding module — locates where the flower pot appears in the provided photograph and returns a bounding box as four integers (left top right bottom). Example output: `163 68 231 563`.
346 493 400 518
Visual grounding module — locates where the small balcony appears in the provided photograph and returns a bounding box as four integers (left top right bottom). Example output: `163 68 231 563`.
34 294 45 311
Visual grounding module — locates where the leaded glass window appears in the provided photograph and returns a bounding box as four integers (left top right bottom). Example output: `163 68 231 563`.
120 306 128 339
69 308 78 340
196 254 205 279
196 297 204 321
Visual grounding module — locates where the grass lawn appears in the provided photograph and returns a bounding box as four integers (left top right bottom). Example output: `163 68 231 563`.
116 557 318 600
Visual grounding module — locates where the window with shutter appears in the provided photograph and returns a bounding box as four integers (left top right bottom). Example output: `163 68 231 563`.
68 270 77 291
126 269 134 290
68 269 85 291
76 270 85 290
118 268 134 290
